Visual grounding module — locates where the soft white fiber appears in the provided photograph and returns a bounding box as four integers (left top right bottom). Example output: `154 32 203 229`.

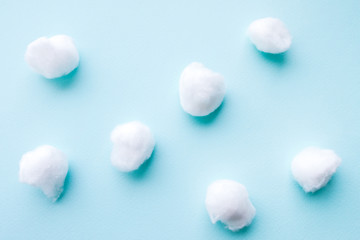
248 17 292 54
19 145 68 201
25 35 79 79
205 179 256 231
179 62 225 116
111 121 155 172
291 147 342 193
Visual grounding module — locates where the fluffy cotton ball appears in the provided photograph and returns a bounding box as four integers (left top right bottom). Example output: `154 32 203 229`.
179 62 225 116
25 35 79 79
205 179 256 231
111 121 155 172
19 145 68 201
291 147 342 193
248 17 292 54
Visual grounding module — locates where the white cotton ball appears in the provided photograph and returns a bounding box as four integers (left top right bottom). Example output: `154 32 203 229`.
25 35 79 79
247 17 292 54
111 121 155 172
205 179 256 231
291 147 342 193
179 62 225 117
19 145 68 201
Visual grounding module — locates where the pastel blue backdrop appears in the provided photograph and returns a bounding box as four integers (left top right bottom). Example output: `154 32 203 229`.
1 0 360 239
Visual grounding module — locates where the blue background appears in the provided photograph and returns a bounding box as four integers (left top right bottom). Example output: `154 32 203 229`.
1 0 360 239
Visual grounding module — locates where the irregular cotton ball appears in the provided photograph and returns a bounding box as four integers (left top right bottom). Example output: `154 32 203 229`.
248 17 292 54
179 62 225 116
25 35 79 79
205 179 256 231
19 145 68 201
111 121 155 172
291 147 342 193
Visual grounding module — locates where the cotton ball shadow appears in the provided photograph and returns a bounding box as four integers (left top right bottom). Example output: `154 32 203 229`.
258 50 287 66
55 166 73 202
249 43 288 66
41 66 80 89
127 146 157 180
112 148 157 187
189 97 226 125
292 170 340 201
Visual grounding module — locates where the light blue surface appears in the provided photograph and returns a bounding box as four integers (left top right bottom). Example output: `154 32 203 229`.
1 0 360 239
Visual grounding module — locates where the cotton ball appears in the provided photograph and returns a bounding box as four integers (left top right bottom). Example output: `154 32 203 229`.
179 62 225 117
205 179 256 231
291 147 342 193
19 145 68 201
25 35 79 79
111 121 155 172
248 17 292 54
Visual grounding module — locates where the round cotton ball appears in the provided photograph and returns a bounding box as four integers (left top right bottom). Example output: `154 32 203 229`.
205 179 256 231
248 17 292 54
179 62 225 116
25 35 79 79
111 121 155 172
291 147 342 193
19 145 68 201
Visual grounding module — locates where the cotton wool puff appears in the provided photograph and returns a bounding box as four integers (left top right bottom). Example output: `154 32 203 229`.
291 147 342 193
111 121 155 172
179 62 225 117
19 145 68 201
25 35 79 79
248 17 292 54
205 180 256 231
